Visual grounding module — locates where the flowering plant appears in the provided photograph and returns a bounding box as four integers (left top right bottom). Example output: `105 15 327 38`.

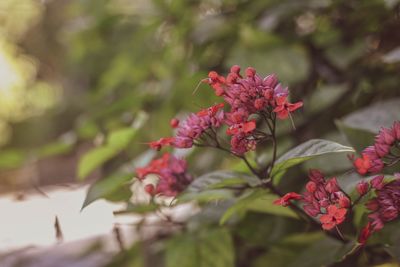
82 66 400 267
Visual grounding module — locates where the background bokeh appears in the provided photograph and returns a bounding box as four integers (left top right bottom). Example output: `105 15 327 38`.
1 0 400 266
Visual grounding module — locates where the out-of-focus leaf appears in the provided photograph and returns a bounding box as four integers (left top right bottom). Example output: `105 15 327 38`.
337 98 400 152
306 85 347 114
253 233 356 267
107 127 137 150
186 171 260 193
382 47 400 63
0 149 26 169
38 139 74 157
220 189 297 225
166 228 234 267
78 127 137 180
179 189 234 203
227 45 309 84
82 173 133 209
339 98 400 133
271 139 354 181
78 146 117 180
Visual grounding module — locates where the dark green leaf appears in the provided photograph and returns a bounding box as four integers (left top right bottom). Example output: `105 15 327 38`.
271 139 354 180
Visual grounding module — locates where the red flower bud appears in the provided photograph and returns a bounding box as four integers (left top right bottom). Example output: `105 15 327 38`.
230 65 241 74
170 118 179 128
306 181 317 193
356 181 369 196
358 222 372 245
325 177 340 193
245 67 256 77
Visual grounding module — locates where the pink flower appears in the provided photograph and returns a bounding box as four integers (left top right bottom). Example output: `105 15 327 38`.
319 205 347 230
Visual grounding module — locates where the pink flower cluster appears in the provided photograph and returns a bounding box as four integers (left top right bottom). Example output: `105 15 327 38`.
353 121 400 175
204 66 303 154
147 65 303 156
135 153 192 197
274 170 350 230
174 103 225 148
358 174 400 244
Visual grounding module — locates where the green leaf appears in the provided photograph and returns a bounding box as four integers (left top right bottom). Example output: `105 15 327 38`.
271 139 354 180
78 146 117 179
253 233 356 267
166 228 234 267
335 120 375 152
186 171 261 193
179 189 235 203
220 189 297 225
78 127 138 180
105 243 144 267
82 173 133 209
107 127 137 150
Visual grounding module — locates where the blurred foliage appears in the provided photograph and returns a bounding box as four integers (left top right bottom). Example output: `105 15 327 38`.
1 0 400 266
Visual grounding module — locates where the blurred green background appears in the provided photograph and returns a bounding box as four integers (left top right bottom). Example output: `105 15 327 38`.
0 0 400 202
1 1 400 266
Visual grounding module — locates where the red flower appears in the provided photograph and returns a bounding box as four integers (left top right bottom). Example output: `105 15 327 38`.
319 205 347 230
273 96 303 119
197 103 224 117
148 137 175 151
273 192 302 207
353 154 372 175
226 120 256 135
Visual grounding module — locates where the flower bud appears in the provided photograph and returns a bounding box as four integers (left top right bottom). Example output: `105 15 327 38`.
393 121 400 139
309 169 324 183
380 127 396 145
338 195 351 208
325 177 340 193
262 74 278 88
370 175 384 190
170 118 179 128
365 199 379 211
306 181 317 193
356 181 369 196
230 65 241 74
245 67 256 77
